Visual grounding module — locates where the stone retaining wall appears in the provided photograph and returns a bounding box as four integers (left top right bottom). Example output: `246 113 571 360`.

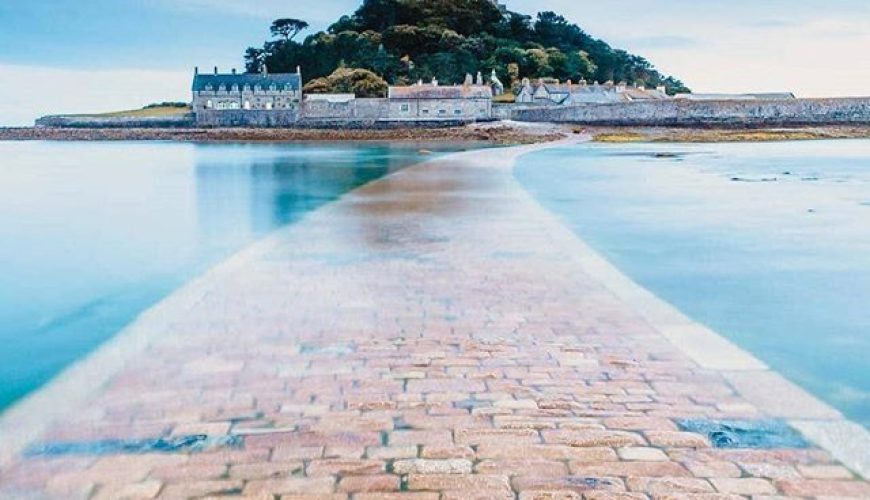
512 97 870 126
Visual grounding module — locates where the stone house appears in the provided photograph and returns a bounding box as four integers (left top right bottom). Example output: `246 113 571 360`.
387 78 493 120
517 78 669 106
192 66 302 125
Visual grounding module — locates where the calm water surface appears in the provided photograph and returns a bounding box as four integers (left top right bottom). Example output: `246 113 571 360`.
0 140 471 411
516 139 870 427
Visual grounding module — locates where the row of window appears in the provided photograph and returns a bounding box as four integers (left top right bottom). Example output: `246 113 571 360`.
398 104 487 116
204 100 296 110
202 84 296 92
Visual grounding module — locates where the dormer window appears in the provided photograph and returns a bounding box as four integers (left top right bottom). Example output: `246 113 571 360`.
204 84 213 91
254 85 261 92
285 84 293 91
231 84 239 92
243 84 251 91
218 84 226 92
269 84 277 91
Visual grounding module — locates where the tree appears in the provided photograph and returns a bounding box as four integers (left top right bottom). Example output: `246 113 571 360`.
303 67 389 97
245 0 689 93
271 18 309 41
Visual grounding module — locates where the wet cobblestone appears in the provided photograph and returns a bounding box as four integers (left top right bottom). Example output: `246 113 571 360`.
0 144 866 498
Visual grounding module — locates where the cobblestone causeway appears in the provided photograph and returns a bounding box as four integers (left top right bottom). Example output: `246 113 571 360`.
0 143 868 499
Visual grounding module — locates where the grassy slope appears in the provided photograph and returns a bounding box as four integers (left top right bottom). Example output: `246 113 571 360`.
68 106 192 118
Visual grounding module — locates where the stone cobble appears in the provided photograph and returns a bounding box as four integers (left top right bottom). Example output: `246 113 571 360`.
0 144 866 498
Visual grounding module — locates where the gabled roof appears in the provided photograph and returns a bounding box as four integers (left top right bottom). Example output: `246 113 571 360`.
540 83 573 95
192 73 301 92
388 85 493 99
621 88 669 101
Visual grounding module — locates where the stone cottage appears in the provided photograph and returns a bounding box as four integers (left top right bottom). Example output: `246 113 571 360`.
192 66 302 126
516 78 669 106
387 77 493 120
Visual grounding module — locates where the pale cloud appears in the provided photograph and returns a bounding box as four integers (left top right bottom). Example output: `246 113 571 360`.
148 0 352 26
0 65 190 126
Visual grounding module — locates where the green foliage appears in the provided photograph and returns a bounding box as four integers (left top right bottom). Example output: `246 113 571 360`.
244 0 689 93
302 67 389 97
271 18 309 41
144 102 189 109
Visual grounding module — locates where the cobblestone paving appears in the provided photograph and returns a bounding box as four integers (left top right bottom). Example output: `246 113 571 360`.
1 144 868 499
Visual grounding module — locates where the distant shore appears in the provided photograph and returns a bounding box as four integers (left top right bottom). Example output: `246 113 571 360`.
3 123 870 144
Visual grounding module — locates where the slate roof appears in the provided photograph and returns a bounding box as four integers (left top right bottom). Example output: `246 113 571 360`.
192 73 301 92
388 85 493 99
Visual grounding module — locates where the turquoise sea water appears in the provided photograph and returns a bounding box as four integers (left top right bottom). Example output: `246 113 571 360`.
516 140 870 427
0 141 469 412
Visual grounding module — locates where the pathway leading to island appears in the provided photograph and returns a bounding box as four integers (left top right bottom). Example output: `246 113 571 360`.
1 142 868 499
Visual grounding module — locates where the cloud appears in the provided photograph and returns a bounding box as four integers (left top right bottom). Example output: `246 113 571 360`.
0 65 190 126
618 35 702 50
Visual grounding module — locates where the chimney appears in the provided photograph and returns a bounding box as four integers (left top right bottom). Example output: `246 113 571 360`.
476 71 483 86
194 66 199 75
464 73 473 86
432 77 438 87
296 65 301 75
261 64 268 76
417 79 423 86
214 66 218 75
657 85 667 93
232 68 237 75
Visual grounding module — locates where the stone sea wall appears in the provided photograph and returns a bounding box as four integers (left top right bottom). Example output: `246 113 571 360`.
35 114 195 128
511 97 870 126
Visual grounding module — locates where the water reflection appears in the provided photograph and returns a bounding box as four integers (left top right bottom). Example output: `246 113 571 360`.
0 141 472 411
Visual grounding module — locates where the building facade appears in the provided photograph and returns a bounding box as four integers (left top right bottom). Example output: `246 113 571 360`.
192 66 302 125
387 78 493 120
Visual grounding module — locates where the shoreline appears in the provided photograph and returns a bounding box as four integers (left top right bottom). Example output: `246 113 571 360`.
585 124 870 143
4 122 870 145
0 140 866 495
0 123 568 145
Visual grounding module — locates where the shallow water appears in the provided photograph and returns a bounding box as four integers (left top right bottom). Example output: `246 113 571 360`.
516 140 870 427
0 141 471 411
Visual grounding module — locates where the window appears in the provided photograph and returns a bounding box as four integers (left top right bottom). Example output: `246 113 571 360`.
265 102 273 110
454 109 462 115
206 100 213 109
244 101 251 110
422 109 430 114
438 109 447 115
400 104 410 113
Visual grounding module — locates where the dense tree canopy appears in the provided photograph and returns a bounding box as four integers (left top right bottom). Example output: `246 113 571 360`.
244 0 689 94
303 67 389 97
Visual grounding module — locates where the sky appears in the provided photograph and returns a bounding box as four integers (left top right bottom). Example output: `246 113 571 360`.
1 0 869 125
